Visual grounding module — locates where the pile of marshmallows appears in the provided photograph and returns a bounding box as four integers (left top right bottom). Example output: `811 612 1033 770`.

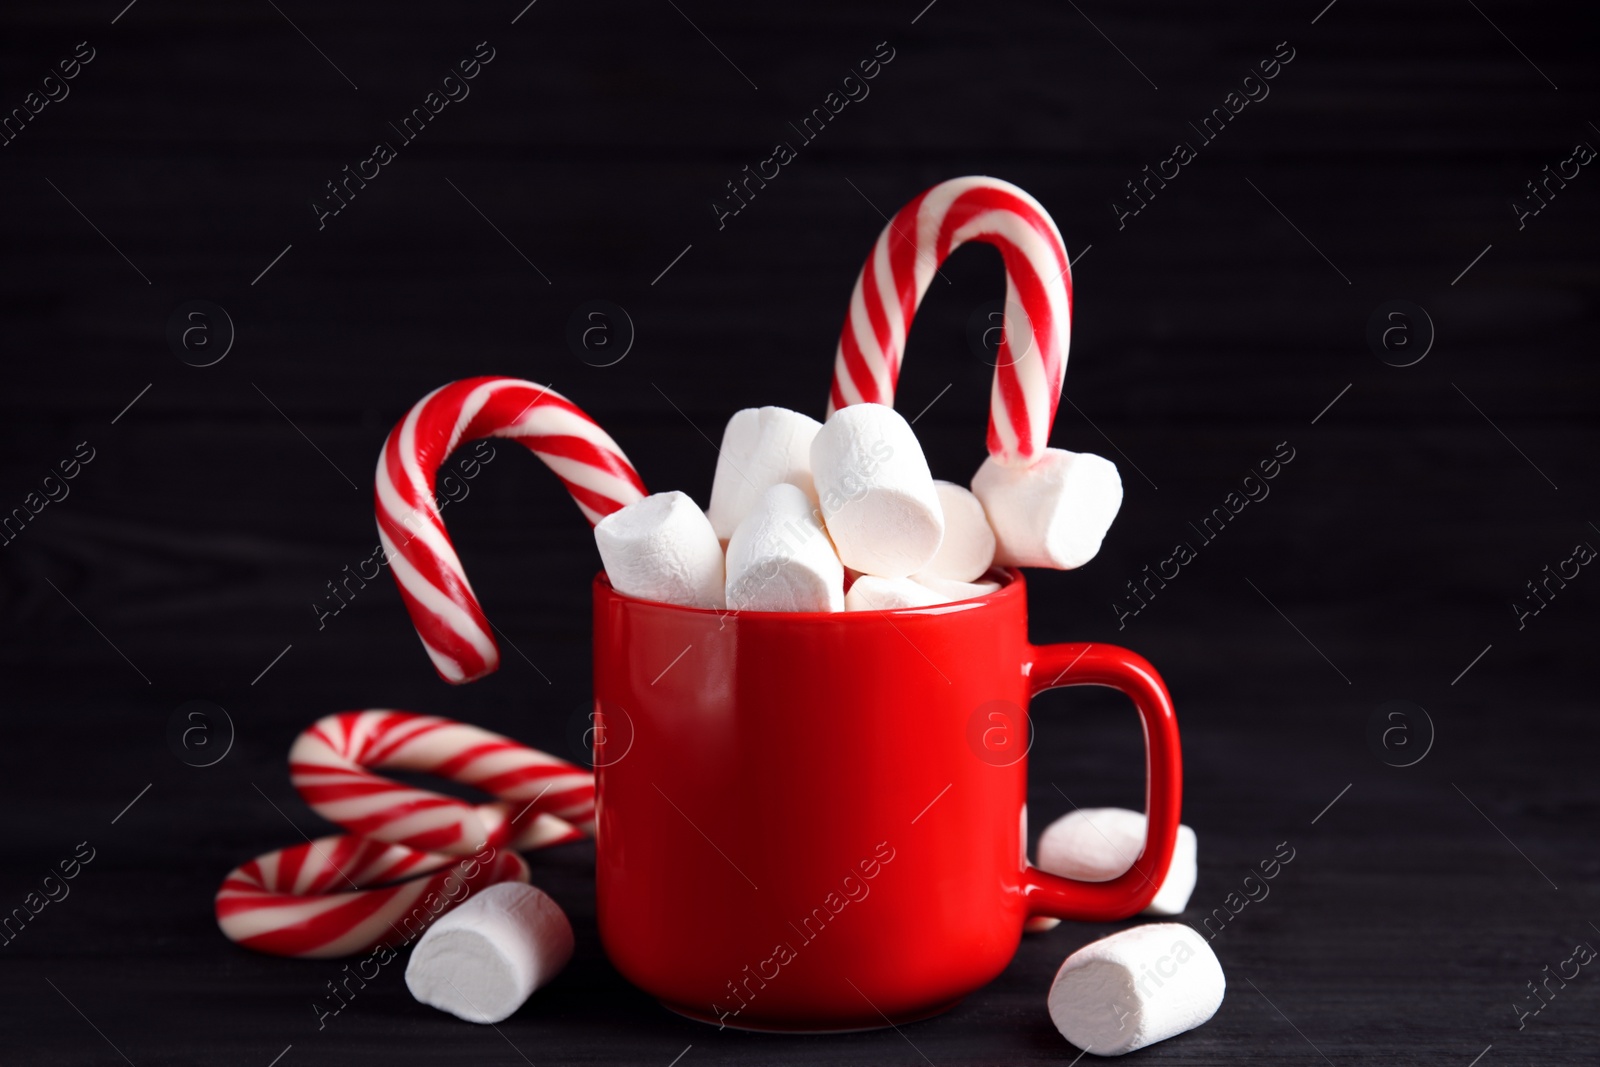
594 402 1122 613
1036 808 1222 1056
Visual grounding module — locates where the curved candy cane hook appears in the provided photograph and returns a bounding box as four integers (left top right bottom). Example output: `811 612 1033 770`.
829 178 1122 570
828 175 1073 469
375 377 646 683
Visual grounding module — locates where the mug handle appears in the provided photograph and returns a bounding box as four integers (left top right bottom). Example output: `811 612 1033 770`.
1019 642 1183 922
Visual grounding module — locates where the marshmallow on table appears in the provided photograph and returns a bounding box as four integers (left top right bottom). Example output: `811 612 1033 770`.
1048 922 1224 1056
811 403 944 579
405 882 574 1024
594 491 725 609
725 483 844 612
1038 808 1197 917
707 407 823 541
971 449 1122 570
923 481 997 582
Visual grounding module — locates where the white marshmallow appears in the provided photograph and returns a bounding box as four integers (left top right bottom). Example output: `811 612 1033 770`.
1037 808 1198 916
725 483 844 612
847 573 1001 611
707 407 823 540
923 481 997 582
912 573 1000 603
404 883 574 1024
1048 923 1224 1056
845 575 942 612
594 491 725 609
971 449 1122 570
810 404 944 578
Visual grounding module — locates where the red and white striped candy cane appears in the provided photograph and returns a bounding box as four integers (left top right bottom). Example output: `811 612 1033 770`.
827 176 1073 468
377 377 647 684
216 833 532 959
216 711 595 958
289 710 596 854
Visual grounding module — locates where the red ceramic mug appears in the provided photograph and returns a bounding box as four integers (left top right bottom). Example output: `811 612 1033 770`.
591 567 1181 1031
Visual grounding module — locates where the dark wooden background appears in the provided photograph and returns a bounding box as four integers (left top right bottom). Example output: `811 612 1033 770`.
2 0 1596 1063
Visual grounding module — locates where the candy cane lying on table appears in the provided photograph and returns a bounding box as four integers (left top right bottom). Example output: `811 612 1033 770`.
290 710 596 854
215 832 533 959
216 711 595 959
377 377 647 684
828 176 1123 569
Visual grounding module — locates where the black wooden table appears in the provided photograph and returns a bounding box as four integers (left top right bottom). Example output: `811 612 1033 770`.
2 1 1596 1063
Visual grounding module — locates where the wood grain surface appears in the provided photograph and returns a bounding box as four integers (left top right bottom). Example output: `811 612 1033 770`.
1 1 1596 1063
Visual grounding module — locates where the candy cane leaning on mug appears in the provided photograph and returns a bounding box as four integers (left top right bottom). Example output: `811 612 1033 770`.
375 377 647 683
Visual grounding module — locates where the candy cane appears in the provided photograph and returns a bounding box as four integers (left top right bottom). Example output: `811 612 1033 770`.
377 377 647 684
290 710 596 853
216 711 595 958
827 175 1072 469
829 177 1123 570
216 834 532 959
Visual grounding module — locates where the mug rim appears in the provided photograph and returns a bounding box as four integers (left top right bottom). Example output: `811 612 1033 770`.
594 566 1026 622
